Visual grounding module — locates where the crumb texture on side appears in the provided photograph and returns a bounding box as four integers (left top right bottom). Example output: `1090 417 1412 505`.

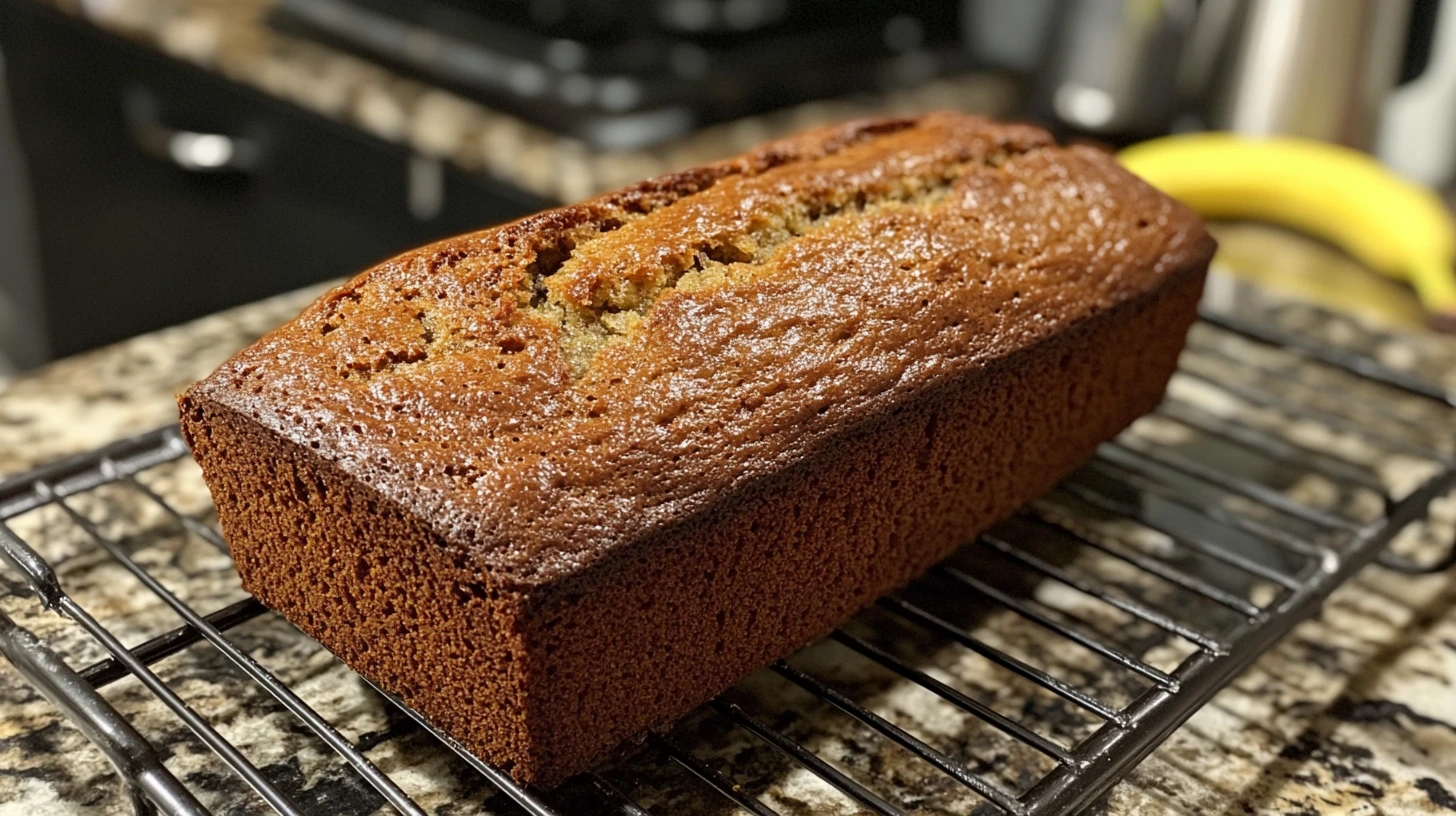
179 112 1214 786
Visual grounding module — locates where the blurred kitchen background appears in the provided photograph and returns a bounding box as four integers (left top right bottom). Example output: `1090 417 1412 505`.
0 0 1451 373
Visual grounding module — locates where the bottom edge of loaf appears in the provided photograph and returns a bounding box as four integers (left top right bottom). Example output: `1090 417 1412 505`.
181 259 1206 787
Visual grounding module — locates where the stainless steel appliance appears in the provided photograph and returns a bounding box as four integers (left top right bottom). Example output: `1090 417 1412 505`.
269 0 968 149
1197 0 1412 149
1034 0 1198 140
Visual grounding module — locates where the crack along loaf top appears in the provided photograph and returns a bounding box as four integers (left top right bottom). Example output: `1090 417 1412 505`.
181 112 1213 588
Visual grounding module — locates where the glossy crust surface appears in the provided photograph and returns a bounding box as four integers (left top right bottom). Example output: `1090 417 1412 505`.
180 112 1214 785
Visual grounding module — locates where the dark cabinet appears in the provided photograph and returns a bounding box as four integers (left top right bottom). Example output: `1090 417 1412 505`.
0 0 548 360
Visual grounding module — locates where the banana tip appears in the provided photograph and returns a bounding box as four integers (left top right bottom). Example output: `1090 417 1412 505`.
1427 311 1456 333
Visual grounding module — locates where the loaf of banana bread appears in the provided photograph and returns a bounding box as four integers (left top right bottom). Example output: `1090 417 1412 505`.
179 113 1213 786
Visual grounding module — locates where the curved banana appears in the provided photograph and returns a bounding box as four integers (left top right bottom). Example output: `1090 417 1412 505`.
1119 133 1456 329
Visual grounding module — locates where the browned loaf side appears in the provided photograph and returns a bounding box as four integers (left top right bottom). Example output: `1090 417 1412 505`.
179 112 1214 787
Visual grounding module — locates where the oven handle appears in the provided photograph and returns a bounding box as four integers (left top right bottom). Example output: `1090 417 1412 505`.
122 86 260 173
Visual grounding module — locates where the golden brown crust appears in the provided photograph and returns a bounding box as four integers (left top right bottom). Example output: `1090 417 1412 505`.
184 113 1209 588
179 112 1214 785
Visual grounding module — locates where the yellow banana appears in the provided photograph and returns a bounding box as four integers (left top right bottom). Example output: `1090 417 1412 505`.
1119 133 1456 329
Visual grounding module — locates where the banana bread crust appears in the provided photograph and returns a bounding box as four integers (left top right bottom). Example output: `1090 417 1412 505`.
180 112 1214 785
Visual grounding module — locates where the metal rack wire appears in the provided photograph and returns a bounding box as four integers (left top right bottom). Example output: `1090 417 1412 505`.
0 309 1452 816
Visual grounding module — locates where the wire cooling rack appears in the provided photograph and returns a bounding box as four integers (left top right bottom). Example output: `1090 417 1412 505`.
0 310 1452 816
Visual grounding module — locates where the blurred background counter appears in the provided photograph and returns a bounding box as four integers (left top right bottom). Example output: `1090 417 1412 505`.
0 0 1018 367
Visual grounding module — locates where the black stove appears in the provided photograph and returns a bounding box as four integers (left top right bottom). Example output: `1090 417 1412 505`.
269 0 969 149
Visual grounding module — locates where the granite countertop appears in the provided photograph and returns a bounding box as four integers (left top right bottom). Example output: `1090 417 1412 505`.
1 1 1455 814
0 268 1453 816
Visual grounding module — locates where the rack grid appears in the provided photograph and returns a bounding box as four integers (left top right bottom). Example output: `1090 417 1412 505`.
1 309 1452 815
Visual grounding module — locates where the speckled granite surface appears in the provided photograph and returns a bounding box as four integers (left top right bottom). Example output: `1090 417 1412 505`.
0 266 1453 815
